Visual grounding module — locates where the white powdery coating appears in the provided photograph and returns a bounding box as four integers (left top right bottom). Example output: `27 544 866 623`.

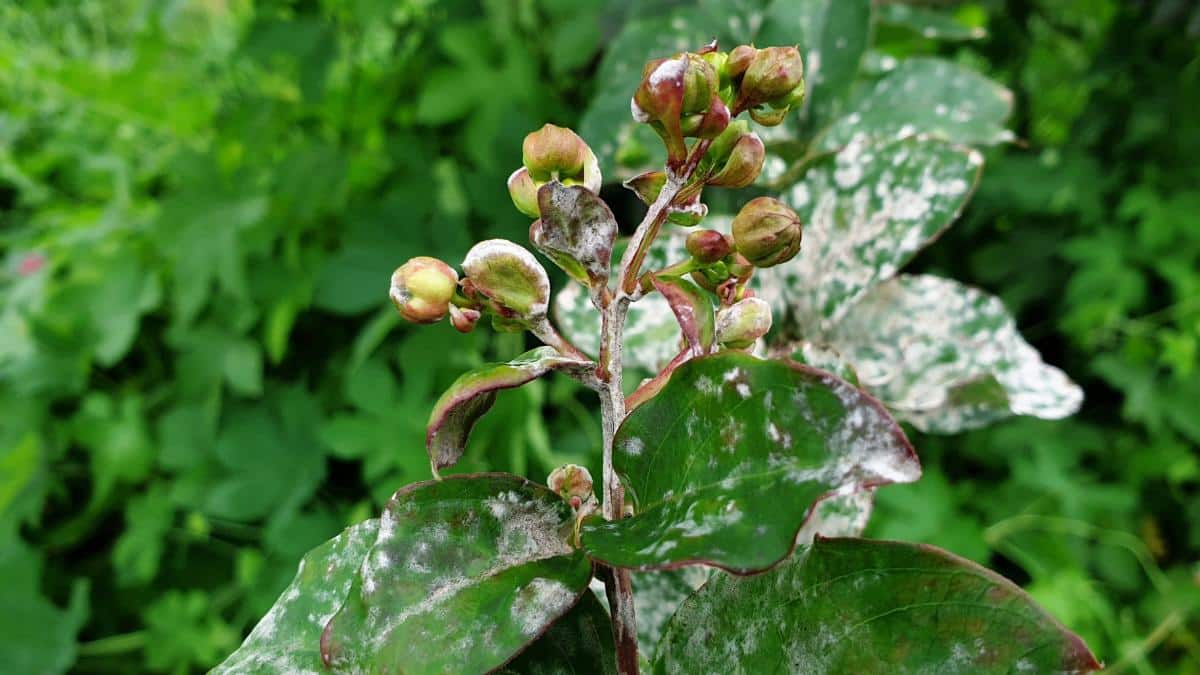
537 183 615 280
648 56 686 89
462 239 551 316
553 278 680 373
510 577 574 635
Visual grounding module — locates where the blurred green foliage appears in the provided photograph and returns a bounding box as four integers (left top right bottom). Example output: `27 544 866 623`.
0 0 1196 673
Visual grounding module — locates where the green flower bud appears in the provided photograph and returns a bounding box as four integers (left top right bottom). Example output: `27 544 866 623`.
679 95 731 139
547 463 595 510
523 123 586 180
461 239 551 318
725 45 756 81
686 229 733 264
507 167 540 218
715 296 773 349
390 256 459 324
732 196 803 268
741 46 805 108
680 53 719 115
707 131 764 188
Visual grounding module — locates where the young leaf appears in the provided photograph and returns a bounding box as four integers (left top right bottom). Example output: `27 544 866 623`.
213 519 380 674
816 58 1013 152
651 276 716 356
654 537 1102 674
581 353 919 573
321 474 594 673
427 348 593 476
533 182 618 288
494 592 618 675
827 274 1084 432
757 136 982 334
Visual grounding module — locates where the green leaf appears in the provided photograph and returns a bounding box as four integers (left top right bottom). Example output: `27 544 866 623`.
816 58 1014 152
877 4 988 41
495 592 618 675
427 347 593 476
581 353 919 573
827 275 1084 433
213 520 379 674
758 136 982 334
321 474 593 673
0 536 89 675
534 182 618 287
758 0 872 128
654 537 1101 674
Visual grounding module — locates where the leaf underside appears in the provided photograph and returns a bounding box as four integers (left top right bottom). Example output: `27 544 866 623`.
655 537 1102 674
321 474 593 673
582 353 919 573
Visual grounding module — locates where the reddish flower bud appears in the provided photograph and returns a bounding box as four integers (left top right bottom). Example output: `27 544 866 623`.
390 257 459 324
547 463 595 506
448 305 481 333
523 124 587 180
686 229 733 264
725 45 756 81
741 46 805 108
732 196 802 268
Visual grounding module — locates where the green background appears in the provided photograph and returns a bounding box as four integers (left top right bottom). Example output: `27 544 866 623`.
1 0 1197 672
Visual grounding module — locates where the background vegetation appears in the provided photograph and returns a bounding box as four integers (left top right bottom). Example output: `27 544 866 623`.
0 1 1196 673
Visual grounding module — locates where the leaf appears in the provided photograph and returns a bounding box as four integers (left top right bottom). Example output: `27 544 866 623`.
555 282 682 376
581 353 919 573
877 4 988 41
321 474 594 673
827 275 1084 433
427 347 593 476
212 519 380 674
816 58 1014 152
654 537 1101 674
0 535 89 675
758 0 873 128
534 182 618 287
758 136 982 334
495 592 618 675
651 276 716 355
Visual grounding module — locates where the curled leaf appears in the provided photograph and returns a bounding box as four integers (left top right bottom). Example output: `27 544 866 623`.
533 182 619 288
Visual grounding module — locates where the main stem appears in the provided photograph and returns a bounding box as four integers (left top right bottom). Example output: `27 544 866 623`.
598 163 692 675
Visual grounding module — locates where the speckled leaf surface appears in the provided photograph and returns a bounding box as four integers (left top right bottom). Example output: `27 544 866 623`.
212 519 380 674
495 592 617 675
427 348 592 475
320 474 593 673
877 4 988 41
757 136 982 334
828 274 1084 432
581 353 919 573
652 276 716 355
534 182 618 287
654 537 1101 674
816 58 1013 152
556 283 680 377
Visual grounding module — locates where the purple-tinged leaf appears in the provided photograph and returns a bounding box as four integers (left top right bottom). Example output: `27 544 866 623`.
534 182 618 288
321 474 594 673
651 276 716 356
655 537 1102 674
427 348 593 476
581 352 920 573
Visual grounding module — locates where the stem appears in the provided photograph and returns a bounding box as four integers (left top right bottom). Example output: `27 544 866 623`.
598 139 711 674
77 631 147 657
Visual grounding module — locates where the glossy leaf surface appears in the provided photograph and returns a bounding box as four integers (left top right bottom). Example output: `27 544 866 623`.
321 474 593 673
582 353 919 573
655 537 1101 674
427 348 592 475
495 592 618 675
829 274 1084 432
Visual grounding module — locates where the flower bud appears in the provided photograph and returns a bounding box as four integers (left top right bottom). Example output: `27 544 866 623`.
461 239 551 318
732 197 802 268
725 45 756 81
741 46 805 108
707 131 764 188
547 463 595 510
680 53 719 115
523 124 586 180
507 167 540 218
389 257 459 324
448 305 481 333
679 95 731 139
715 297 773 349
633 57 686 123
686 229 733 264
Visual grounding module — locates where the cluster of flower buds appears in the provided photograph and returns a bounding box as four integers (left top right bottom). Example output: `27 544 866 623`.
632 48 731 168
508 124 601 218
724 45 806 126
703 120 765 188
389 239 552 334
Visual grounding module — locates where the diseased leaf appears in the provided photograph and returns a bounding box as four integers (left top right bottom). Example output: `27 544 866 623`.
828 274 1084 432
427 348 593 476
651 276 716 355
556 283 681 376
654 537 1102 674
495 592 618 675
877 4 988 41
757 136 982 334
534 182 618 287
781 340 860 386
581 353 919 573
632 567 711 659
321 474 593 673
816 58 1013 152
213 519 380 674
